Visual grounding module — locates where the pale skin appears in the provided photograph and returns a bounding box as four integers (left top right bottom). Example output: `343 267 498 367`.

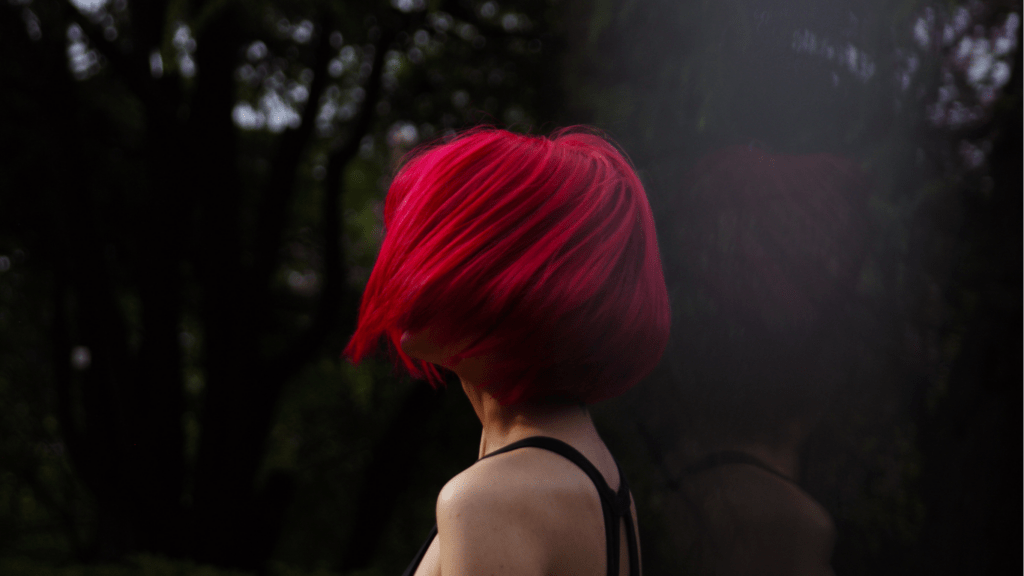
671 423 835 575
710 426 835 576
402 329 640 576
670 455 836 576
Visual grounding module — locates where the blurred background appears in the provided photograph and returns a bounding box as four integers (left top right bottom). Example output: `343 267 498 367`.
0 0 1019 574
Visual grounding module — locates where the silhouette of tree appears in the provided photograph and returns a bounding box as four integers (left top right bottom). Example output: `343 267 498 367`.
0 0 562 569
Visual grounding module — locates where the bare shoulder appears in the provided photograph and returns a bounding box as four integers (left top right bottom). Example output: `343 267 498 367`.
437 457 529 524
434 449 605 576
682 467 836 576
436 449 590 540
440 447 590 504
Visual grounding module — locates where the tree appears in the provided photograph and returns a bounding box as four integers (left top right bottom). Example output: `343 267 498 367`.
0 0 562 569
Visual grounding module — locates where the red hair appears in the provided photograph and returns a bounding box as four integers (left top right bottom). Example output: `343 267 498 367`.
660 144 872 441
345 127 670 405
667 145 869 331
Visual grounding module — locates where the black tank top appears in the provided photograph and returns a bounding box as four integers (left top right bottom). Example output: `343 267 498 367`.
401 436 641 576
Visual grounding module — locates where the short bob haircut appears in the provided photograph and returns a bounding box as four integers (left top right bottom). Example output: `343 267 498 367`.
345 127 670 405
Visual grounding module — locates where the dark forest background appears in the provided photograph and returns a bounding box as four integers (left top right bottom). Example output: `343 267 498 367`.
0 0 1019 574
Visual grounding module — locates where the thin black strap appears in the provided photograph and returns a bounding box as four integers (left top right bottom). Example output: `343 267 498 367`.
402 437 640 576
615 459 641 576
623 499 641 576
401 524 437 576
483 436 638 576
683 450 795 484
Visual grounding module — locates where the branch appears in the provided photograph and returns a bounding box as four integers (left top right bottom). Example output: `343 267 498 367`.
334 28 396 167
126 0 170 61
252 17 338 290
270 26 396 379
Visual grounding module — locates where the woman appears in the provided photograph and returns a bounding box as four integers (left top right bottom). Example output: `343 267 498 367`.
656 144 870 576
345 127 670 575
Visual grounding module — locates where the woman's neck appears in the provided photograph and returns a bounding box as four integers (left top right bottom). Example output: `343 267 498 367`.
461 377 596 459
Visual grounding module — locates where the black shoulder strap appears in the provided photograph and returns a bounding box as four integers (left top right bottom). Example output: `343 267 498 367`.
483 436 641 576
683 449 795 484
